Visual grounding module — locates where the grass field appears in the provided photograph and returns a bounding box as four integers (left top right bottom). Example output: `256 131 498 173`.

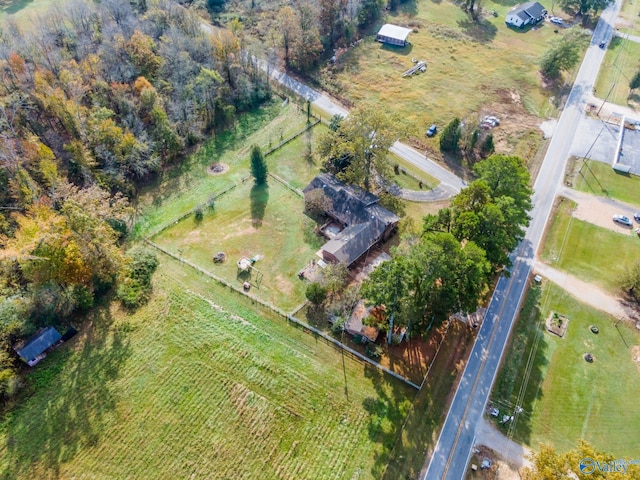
492 282 640 455
152 179 322 312
0 257 415 479
569 157 640 206
540 198 640 292
617 0 640 36
594 37 640 107
321 0 560 140
133 102 311 239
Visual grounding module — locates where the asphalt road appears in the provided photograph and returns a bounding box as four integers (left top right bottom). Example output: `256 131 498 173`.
422 2 623 478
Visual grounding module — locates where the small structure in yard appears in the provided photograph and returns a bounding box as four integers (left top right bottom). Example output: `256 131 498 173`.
403 61 427 78
376 24 413 47
14 326 62 366
303 174 399 266
237 255 264 288
346 300 380 342
584 352 594 363
546 311 569 337
213 251 227 263
505 2 547 28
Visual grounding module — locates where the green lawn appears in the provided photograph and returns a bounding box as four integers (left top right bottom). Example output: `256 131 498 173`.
389 153 440 190
152 179 322 312
569 157 640 206
617 0 640 36
321 0 560 141
492 282 640 455
594 37 640 107
133 102 310 239
540 199 640 292
0 257 414 479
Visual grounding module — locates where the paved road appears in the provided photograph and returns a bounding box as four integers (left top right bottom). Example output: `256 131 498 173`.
258 61 464 196
422 1 624 478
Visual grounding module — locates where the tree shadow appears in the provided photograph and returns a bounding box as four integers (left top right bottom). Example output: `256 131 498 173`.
457 17 498 42
2 301 132 478
381 43 414 56
250 183 269 228
392 0 419 16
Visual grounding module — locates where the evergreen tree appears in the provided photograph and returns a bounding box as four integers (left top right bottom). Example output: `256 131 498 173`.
439 118 461 153
250 145 268 185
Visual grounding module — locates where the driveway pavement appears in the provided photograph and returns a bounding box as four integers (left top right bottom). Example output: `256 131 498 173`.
570 116 620 163
475 417 532 470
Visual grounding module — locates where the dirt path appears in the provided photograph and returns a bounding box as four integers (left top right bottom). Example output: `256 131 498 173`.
475 417 532 470
559 187 640 235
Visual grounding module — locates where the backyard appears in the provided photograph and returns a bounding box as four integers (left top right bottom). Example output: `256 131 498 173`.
319 0 560 149
0 257 416 479
540 198 640 292
491 282 640 456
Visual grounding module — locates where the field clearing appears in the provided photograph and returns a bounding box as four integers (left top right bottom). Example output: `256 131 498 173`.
569 157 640 206
133 102 309 238
0 257 415 479
540 198 640 292
152 179 322 312
616 0 640 35
594 37 640 107
321 0 559 144
492 282 640 455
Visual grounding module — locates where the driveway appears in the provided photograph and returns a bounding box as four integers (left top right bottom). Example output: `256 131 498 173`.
475 417 532 470
570 116 620 163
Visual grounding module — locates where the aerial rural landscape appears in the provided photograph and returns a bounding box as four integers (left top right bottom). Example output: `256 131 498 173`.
0 0 639 478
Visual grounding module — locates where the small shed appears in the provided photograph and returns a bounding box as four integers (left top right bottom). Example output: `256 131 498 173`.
376 24 413 47
14 326 62 366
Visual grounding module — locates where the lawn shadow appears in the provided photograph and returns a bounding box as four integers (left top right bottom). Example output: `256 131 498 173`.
457 17 498 42
362 363 415 479
1 0 35 15
2 301 132 478
250 183 269 227
391 0 418 15
381 43 414 56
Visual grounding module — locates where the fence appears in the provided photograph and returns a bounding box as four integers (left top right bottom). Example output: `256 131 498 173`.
146 239 420 390
263 117 320 157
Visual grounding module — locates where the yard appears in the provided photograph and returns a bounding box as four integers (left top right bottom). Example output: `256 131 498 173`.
491 282 640 456
0 257 415 479
594 37 640 108
568 157 640 206
152 179 322 312
540 198 640 292
320 0 560 149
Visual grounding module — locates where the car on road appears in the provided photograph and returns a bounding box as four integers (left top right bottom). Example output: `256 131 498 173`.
613 214 633 227
634 213 640 222
599 41 606 49
549 16 564 25
426 124 437 137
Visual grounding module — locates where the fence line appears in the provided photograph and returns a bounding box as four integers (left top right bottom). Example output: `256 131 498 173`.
146 239 419 390
268 172 303 198
263 117 320 157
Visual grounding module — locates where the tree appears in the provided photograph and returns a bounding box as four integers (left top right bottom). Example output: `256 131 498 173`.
560 0 613 15
277 6 301 68
630 70 640 90
479 133 495 158
305 282 328 306
523 440 640 479
117 245 158 309
621 259 640 300
540 30 587 80
440 117 461 153
318 105 398 191
250 145 268 185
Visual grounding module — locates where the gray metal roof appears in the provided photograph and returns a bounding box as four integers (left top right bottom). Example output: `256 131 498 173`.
376 24 413 42
16 326 62 362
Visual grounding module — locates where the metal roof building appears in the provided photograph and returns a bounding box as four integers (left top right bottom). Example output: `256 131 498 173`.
376 24 413 47
15 326 62 366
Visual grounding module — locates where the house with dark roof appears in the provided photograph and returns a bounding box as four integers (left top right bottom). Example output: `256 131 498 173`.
505 2 547 28
14 326 62 366
303 174 399 266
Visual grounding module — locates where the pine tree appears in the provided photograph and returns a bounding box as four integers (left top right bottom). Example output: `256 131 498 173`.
439 118 461 153
250 145 268 185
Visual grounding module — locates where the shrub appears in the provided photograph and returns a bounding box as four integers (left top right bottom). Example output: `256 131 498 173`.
117 246 159 309
305 282 328 306
194 206 204 222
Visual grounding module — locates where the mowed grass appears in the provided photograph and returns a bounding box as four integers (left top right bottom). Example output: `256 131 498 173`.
594 37 640 107
133 102 309 238
617 0 640 36
493 282 640 455
570 158 640 206
0 257 415 479
323 0 559 138
540 199 640 292
152 179 322 312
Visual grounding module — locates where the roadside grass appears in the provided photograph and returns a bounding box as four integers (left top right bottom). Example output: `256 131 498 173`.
322 0 559 140
492 281 640 456
0 257 415 479
617 0 640 36
152 179 322 312
389 152 440 190
133 102 308 238
594 37 640 107
540 198 639 292
569 157 640 206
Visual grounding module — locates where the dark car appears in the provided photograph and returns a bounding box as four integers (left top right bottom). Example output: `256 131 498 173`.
613 214 633 227
426 125 437 137
599 41 606 49
634 213 640 222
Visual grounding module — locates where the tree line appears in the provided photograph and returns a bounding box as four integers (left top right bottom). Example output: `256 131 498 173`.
0 0 269 399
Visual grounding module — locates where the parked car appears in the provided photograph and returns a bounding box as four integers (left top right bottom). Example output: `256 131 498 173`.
426 125 437 137
613 214 633 227
599 41 606 49
549 16 564 25
634 212 640 222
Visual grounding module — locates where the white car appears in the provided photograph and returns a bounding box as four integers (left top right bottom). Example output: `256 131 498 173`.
613 214 633 227
549 16 564 25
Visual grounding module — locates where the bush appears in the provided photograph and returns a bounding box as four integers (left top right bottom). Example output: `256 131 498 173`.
194 206 204 222
117 246 159 309
305 282 328 306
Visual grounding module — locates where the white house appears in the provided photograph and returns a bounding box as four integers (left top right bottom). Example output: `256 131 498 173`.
505 2 547 28
376 24 413 47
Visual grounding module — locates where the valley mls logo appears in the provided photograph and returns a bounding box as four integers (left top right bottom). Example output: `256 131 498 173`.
579 457 635 475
